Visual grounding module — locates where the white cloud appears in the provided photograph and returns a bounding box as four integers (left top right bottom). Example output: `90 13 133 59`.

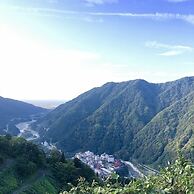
82 16 104 23
145 41 193 56
166 0 190 2
1 5 194 25
85 0 118 6
87 12 194 25
181 15 194 25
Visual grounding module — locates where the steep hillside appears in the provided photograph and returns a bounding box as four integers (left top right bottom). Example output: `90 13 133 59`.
0 96 47 135
132 91 194 166
0 135 96 194
35 77 194 166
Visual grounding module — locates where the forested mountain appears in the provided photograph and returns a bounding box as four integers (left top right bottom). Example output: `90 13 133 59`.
35 77 194 167
0 96 46 135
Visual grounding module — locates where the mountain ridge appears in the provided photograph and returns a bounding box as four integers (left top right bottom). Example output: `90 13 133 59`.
34 76 194 167
0 96 47 135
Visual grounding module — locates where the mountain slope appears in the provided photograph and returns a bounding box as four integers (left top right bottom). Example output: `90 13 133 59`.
132 91 194 166
35 77 194 166
0 96 47 135
0 135 96 194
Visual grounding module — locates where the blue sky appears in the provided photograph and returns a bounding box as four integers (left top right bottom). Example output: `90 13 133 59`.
0 0 194 100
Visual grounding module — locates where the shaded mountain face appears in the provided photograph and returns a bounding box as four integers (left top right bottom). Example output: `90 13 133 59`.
0 97 47 135
35 77 194 166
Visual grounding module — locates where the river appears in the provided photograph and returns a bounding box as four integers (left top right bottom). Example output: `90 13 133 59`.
16 120 56 150
16 120 40 141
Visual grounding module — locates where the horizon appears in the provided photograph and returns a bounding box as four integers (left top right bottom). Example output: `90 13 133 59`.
14 75 194 102
0 0 194 100
1 75 194 101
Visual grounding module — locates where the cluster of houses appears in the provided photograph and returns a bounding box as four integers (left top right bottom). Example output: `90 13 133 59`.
41 141 56 150
75 151 128 178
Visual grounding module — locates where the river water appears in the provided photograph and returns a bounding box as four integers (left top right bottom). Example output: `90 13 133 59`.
16 120 40 141
16 120 55 150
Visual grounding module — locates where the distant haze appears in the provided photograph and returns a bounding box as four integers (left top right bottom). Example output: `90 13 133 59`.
24 100 66 109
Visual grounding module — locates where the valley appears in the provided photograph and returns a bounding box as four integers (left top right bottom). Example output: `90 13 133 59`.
15 119 150 179
2 77 194 169
0 96 47 136
1 76 194 193
1 0 194 192
16 120 39 141
33 77 194 168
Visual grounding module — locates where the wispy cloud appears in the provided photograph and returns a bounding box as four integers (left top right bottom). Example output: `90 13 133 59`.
83 16 104 23
85 0 118 6
87 12 194 25
166 0 190 2
181 15 194 25
1 5 194 25
145 41 193 56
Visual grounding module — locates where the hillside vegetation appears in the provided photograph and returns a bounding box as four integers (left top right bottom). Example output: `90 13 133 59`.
0 135 97 194
1 135 194 193
63 154 194 194
35 77 194 167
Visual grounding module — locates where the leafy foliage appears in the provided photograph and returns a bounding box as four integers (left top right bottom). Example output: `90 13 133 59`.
63 155 194 194
0 136 97 193
20 177 58 194
0 170 19 194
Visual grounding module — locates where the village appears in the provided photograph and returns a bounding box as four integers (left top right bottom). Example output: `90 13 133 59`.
75 151 129 178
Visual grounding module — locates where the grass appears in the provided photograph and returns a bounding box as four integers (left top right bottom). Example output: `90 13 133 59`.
19 177 58 194
0 169 19 194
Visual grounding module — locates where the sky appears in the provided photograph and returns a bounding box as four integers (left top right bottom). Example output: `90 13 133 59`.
0 0 194 100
